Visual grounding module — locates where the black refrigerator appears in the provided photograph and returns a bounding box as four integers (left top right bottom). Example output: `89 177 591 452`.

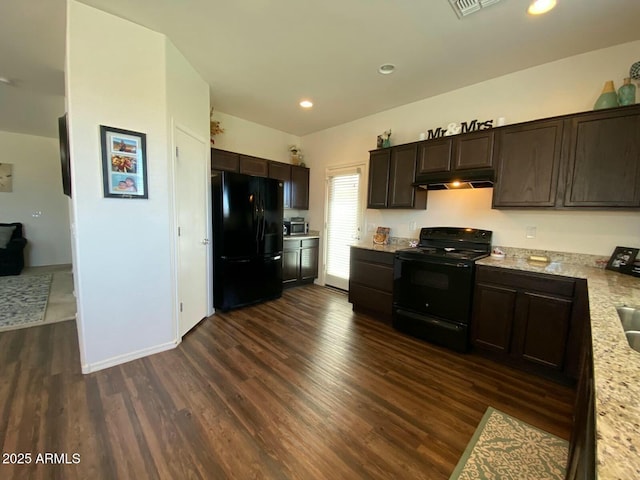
212 171 284 311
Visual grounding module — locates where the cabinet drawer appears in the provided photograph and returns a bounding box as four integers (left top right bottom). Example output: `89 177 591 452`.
284 239 302 251
302 238 319 248
477 266 575 297
348 283 393 316
350 260 393 292
350 247 394 266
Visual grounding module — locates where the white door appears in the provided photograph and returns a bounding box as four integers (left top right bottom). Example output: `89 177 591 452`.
324 164 364 290
175 127 208 337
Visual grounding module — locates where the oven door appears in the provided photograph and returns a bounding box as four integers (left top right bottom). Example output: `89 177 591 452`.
393 252 474 325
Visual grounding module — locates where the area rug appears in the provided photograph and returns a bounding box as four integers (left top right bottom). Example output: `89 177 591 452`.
449 407 568 480
0 274 52 331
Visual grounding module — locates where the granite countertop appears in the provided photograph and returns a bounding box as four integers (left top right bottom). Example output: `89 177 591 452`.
477 255 640 480
350 241 408 254
284 234 320 240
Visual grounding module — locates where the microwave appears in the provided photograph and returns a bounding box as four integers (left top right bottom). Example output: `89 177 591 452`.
284 217 308 236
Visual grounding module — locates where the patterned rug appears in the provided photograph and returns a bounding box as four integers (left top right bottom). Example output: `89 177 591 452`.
0 274 52 330
450 407 568 480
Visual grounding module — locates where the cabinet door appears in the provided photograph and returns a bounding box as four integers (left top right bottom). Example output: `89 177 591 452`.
211 148 239 172
388 144 418 208
269 161 291 208
282 249 300 284
513 291 572 370
471 282 517 353
239 155 268 177
564 109 640 207
367 149 390 208
417 138 452 174
290 165 310 209
454 130 494 170
300 241 319 281
492 120 564 207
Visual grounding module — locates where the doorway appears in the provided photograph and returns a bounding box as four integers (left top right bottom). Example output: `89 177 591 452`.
324 164 364 290
174 126 209 337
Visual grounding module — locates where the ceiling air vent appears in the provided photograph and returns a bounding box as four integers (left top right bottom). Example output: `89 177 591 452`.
449 0 502 19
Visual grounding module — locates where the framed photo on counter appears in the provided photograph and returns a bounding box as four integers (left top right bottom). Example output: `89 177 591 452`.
605 246 639 273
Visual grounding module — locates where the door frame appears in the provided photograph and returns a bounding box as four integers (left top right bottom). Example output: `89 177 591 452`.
170 120 213 343
322 162 366 290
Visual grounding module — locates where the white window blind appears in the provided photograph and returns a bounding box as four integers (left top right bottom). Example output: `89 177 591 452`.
326 168 362 288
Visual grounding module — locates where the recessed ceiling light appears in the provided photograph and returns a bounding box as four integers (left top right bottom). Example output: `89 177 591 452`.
0 77 13 86
299 100 313 108
378 64 396 75
527 0 557 15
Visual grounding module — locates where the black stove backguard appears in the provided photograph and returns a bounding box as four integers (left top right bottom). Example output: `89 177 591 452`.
392 227 492 352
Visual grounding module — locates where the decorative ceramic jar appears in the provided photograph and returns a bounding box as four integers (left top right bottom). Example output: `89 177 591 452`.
618 78 636 106
594 80 619 110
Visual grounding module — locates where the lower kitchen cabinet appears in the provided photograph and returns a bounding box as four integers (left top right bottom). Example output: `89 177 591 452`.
283 238 319 287
565 327 596 480
348 247 394 320
471 265 587 382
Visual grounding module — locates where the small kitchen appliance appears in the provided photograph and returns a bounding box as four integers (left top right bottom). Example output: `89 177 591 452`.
284 217 308 236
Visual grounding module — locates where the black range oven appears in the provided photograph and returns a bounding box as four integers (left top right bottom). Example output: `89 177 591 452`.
393 227 492 352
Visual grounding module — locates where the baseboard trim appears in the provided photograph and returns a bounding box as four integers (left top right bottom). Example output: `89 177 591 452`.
81 340 178 374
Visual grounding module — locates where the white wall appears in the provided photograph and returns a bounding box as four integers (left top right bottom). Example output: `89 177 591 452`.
67 1 201 372
302 40 640 283
210 110 300 164
0 130 72 266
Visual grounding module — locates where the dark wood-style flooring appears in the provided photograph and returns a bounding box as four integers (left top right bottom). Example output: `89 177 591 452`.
0 285 574 479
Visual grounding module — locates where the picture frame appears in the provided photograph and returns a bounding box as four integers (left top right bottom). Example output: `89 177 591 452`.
605 246 639 273
100 125 148 199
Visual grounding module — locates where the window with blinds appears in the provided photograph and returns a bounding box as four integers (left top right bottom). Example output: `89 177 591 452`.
325 167 362 290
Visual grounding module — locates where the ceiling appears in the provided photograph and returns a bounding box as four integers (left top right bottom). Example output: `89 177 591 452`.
2 0 640 139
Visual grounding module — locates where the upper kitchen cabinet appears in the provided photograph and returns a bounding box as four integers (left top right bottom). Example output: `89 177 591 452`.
417 130 493 177
492 119 564 208
290 165 310 210
211 148 239 172
367 149 390 208
563 107 640 208
268 161 291 208
239 154 268 177
368 145 427 209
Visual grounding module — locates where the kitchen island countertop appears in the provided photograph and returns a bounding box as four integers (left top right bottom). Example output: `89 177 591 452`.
477 255 640 480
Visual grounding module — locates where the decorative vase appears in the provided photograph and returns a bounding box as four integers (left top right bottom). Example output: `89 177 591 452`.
382 138 391 148
618 78 636 106
594 81 619 110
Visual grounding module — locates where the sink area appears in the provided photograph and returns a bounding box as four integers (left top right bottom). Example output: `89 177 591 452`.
616 306 640 353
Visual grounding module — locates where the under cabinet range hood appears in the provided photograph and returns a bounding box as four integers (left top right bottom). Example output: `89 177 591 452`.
412 168 494 191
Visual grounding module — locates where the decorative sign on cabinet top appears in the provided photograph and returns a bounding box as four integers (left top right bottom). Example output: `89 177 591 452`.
427 119 494 140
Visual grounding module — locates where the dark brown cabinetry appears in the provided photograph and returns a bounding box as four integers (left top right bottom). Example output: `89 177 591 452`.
417 130 493 177
563 107 640 207
211 149 239 172
471 266 587 381
348 247 394 319
492 120 564 207
239 155 268 177
367 149 391 208
565 328 595 480
367 147 426 209
268 161 291 208
283 238 318 287
290 165 310 210
212 148 310 210
493 105 640 209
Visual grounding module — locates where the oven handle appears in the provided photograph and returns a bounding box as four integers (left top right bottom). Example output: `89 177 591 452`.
395 252 471 268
